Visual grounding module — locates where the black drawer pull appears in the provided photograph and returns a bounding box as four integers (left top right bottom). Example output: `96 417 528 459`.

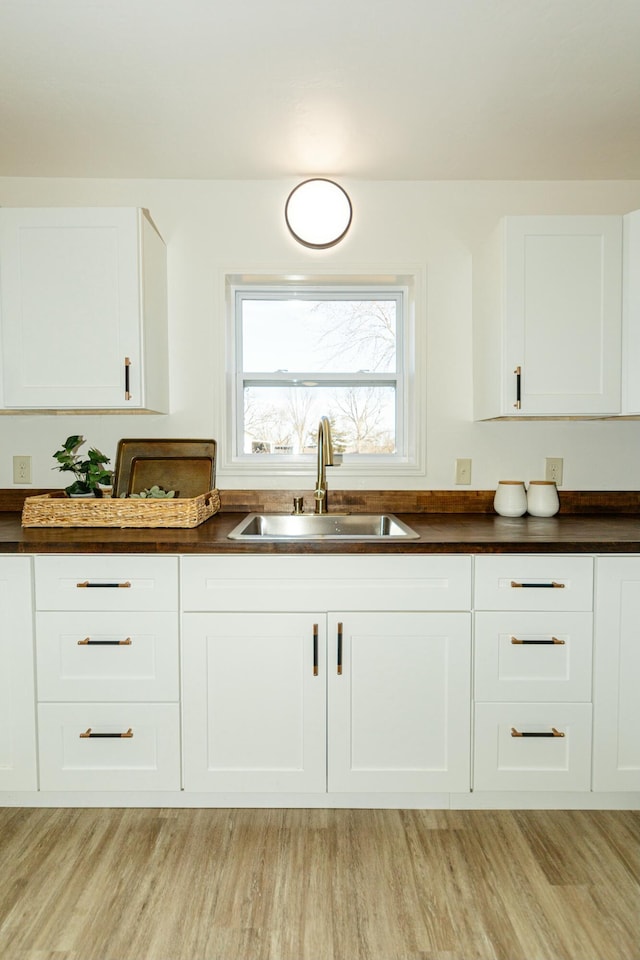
77 581 132 589
511 727 565 738
77 637 132 646
124 356 132 400
80 728 133 739
514 365 522 409
511 581 565 589
313 623 319 677
337 622 343 675
511 636 565 645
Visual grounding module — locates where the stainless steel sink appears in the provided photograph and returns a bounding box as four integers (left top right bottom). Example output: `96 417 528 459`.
228 513 420 540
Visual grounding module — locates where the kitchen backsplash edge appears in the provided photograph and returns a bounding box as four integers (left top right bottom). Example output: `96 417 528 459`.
2 489 639 515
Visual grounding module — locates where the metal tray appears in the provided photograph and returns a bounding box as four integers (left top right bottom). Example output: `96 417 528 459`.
113 439 216 498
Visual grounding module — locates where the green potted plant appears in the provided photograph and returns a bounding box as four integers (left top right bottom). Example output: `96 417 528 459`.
53 435 112 497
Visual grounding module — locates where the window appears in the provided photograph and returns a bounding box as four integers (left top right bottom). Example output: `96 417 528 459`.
227 276 420 474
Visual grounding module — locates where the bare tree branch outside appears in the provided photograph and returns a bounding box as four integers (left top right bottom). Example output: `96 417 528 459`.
239 293 401 456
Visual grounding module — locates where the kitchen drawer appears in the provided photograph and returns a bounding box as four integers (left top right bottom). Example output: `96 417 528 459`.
36 612 179 702
181 555 472 612
473 702 592 791
35 555 178 612
38 702 180 791
474 556 593 611
474 612 592 702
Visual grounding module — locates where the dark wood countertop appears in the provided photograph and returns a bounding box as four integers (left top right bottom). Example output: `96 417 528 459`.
2 489 639 554
3 510 640 555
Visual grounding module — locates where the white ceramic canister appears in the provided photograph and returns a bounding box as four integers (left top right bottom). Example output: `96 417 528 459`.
493 480 527 517
527 480 560 517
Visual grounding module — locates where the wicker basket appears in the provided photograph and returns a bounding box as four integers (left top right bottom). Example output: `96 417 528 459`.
22 489 221 528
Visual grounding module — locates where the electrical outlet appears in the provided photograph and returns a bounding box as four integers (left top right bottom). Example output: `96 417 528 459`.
13 455 32 484
455 458 472 484
545 457 563 486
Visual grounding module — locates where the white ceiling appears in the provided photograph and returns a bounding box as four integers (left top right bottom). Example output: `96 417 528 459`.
1 0 639 181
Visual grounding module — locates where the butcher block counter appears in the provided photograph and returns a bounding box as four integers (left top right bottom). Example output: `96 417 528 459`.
2 489 640 554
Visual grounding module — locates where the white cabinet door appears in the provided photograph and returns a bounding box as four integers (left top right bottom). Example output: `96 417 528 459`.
622 209 640 413
474 215 622 418
0 556 37 791
0 207 167 412
593 557 640 791
328 612 471 793
182 613 327 793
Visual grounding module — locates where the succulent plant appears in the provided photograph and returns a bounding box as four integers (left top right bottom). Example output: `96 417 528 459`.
127 485 176 499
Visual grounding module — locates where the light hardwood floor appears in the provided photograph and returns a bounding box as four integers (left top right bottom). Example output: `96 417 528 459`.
0 807 638 960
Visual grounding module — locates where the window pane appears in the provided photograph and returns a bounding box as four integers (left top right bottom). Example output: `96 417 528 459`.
242 298 397 373
243 385 396 455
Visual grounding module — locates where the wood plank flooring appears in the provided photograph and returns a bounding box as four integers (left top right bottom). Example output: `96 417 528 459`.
0 807 638 960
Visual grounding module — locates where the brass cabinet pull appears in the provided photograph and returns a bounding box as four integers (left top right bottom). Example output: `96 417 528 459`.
514 365 522 409
511 636 565 645
510 581 565 589
124 356 131 400
511 727 565 738
77 637 132 646
76 581 132 589
337 622 343 675
313 623 319 676
80 728 133 739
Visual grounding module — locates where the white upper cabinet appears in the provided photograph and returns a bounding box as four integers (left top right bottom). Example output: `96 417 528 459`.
0 207 168 412
473 215 623 418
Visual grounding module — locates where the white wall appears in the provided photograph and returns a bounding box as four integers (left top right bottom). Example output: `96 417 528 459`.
1 177 640 492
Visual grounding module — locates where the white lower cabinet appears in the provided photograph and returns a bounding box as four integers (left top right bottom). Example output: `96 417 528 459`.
0 556 37 791
37 702 180 791
183 610 470 796
4 550 636 808
182 613 327 793
36 611 179 702
328 612 470 793
34 555 180 791
181 555 472 797
473 555 594 792
474 612 593 702
593 557 640 791
473 702 592 792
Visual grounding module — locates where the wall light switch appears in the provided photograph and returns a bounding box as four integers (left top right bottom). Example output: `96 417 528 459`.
455 458 472 484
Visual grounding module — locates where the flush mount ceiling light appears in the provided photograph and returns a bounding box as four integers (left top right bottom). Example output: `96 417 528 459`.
285 178 352 249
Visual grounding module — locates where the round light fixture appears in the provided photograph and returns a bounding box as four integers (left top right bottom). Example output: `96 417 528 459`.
285 178 353 249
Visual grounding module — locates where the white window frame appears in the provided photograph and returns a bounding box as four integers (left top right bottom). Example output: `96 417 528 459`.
223 272 425 480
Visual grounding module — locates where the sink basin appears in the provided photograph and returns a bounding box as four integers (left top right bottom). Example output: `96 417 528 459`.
228 513 420 540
